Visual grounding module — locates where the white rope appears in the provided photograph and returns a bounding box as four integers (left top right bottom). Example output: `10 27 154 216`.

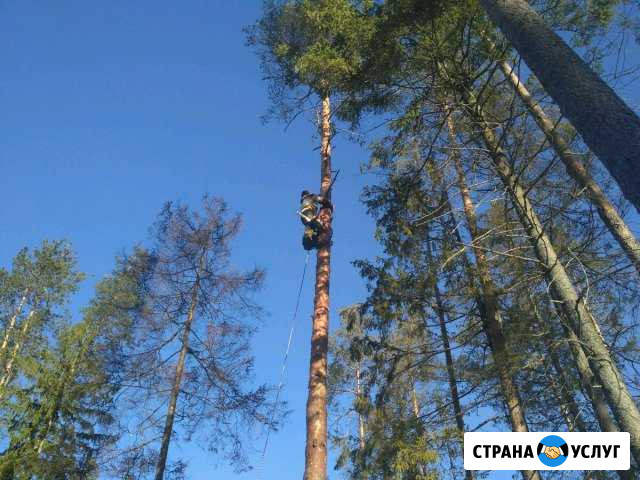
255 251 310 479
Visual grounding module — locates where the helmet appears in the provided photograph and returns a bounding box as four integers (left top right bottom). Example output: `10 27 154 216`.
301 190 311 199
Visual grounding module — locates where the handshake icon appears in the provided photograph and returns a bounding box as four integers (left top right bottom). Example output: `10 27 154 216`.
543 445 562 459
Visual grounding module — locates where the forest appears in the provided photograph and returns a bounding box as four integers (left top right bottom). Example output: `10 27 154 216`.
2 0 640 479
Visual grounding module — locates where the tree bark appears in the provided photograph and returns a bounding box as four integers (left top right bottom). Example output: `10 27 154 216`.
548 347 587 433
304 94 333 480
447 115 541 480
0 310 35 391
434 278 475 480
460 90 640 464
562 324 620 435
529 293 618 434
497 59 640 275
424 231 474 480
154 277 200 480
478 0 640 212
0 292 28 361
355 364 365 452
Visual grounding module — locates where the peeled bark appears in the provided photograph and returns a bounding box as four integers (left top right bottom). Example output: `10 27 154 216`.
304 94 333 480
154 279 200 480
461 91 640 463
497 59 640 275
447 116 541 480
478 0 640 212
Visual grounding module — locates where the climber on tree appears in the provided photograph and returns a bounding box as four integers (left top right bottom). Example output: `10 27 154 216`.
299 190 332 250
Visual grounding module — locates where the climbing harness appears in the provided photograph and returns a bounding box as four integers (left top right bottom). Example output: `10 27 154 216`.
255 251 310 479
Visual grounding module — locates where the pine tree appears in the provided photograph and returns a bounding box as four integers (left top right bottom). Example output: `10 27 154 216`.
248 3 376 478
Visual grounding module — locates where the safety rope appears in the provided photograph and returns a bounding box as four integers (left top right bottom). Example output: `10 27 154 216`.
255 251 310 479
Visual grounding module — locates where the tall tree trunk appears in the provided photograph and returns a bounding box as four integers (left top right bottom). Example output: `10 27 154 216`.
548 347 587 433
355 364 365 452
528 292 619 434
304 94 333 480
447 115 541 480
0 310 35 391
459 90 640 463
424 232 474 480
496 58 640 274
412 384 420 419
154 277 200 480
562 324 620 435
411 382 429 478
478 0 640 212
0 292 28 361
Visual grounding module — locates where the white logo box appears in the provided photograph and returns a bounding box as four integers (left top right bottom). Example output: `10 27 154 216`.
464 432 630 471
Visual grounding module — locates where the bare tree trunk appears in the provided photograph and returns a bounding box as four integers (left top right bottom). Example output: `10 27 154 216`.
529 293 617 434
478 0 640 212
304 94 333 480
447 116 541 480
497 59 640 274
0 292 28 360
546 342 588 432
460 90 640 463
424 232 474 480
154 278 200 480
355 364 365 452
562 324 620 435
412 384 420 419
0 310 35 391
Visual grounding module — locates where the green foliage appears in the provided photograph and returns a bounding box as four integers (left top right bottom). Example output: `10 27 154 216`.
0 242 133 479
248 0 377 119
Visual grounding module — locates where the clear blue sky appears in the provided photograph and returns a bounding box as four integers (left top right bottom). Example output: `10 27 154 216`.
2 2 636 480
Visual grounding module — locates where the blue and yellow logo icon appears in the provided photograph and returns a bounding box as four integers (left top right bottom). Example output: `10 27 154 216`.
537 435 569 467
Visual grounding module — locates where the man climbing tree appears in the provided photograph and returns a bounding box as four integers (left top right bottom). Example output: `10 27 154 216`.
249 1 375 477
299 190 332 251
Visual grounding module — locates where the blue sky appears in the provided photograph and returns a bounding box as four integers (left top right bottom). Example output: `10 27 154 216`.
1 2 636 480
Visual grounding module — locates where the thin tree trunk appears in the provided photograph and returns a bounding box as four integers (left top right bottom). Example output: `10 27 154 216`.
0 310 35 391
0 292 28 360
424 232 474 480
355 364 365 451
497 58 640 274
562 324 620 434
529 292 618 434
412 384 420 419
447 115 541 480
411 382 429 478
154 277 200 480
546 342 588 432
304 94 333 480
460 90 640 463
36 334 91 455
478 0 640 212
